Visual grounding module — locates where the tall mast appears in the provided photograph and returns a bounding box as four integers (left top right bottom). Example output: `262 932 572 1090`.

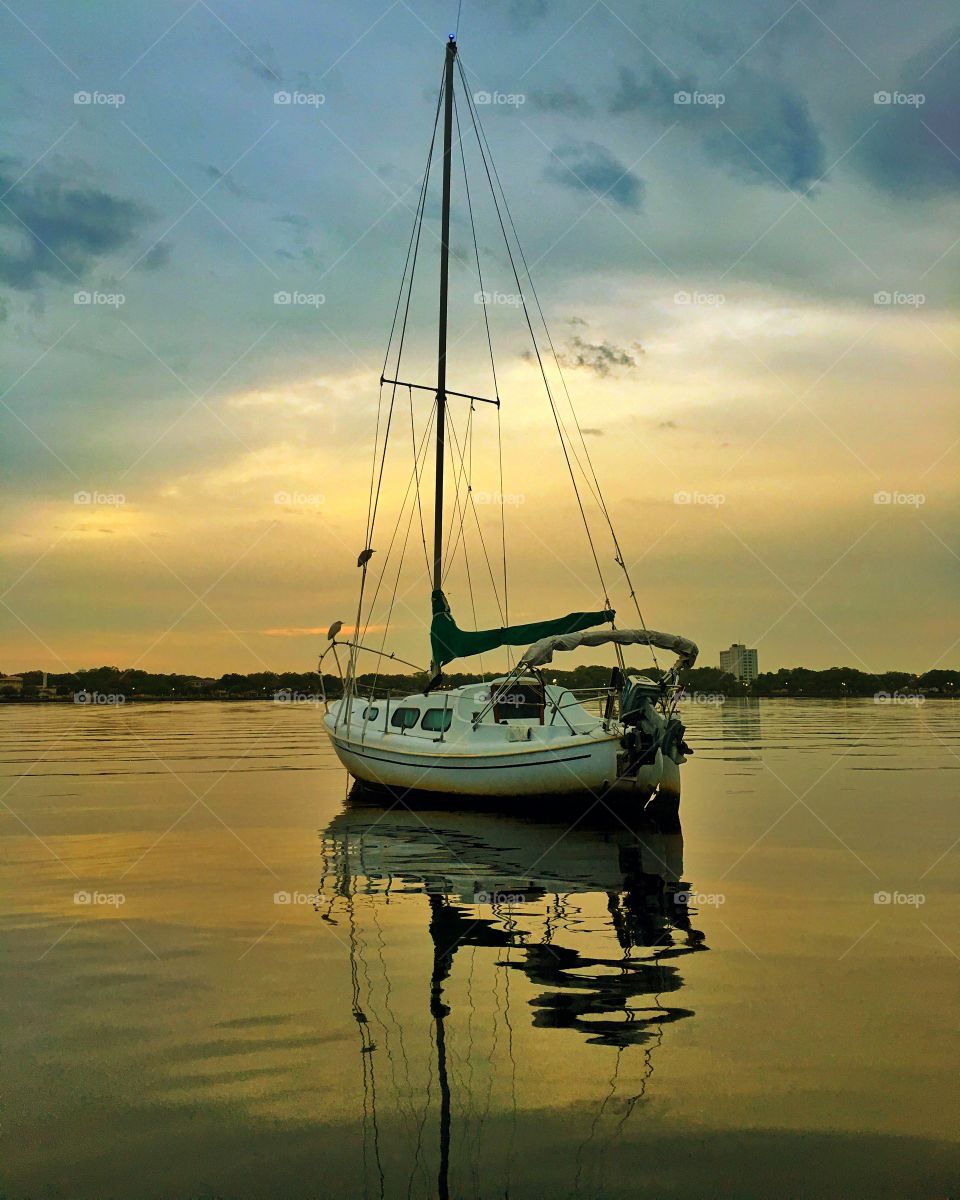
433 35 457 599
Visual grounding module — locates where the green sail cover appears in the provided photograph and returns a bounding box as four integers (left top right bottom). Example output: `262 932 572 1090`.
430 589 615 669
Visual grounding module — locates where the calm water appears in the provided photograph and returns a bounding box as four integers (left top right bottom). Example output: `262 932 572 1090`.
2 699 958 1199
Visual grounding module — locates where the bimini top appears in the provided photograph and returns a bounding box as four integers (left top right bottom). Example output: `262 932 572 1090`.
520 627 699 671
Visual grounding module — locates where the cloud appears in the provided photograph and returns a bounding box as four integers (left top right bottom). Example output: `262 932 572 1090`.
491 0 548 32
0 161 150 290
611 65 825 191
201 164 257 200
232 45 281 83
559 335 642 376
137 241 172 271
545 140 644 210
856 26 960 197
530 85 594 116
579 427 604 436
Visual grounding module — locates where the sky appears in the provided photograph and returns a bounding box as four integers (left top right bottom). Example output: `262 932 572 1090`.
1 0 957 678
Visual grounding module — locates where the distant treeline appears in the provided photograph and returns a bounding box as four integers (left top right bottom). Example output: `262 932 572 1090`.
2 663 957 702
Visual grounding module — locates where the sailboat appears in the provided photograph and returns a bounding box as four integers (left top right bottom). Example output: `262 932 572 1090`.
322 35 698 809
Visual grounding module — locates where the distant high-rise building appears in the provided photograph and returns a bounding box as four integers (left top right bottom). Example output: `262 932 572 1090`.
720 643 759 683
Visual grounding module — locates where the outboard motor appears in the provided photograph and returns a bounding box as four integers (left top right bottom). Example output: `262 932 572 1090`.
619 674 693 769
619 675 664 767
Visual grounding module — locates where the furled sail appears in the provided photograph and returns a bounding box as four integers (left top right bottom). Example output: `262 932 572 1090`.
520 627 699 671
431 589 615 669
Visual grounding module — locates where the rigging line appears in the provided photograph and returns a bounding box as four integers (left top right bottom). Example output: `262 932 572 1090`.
368 184 429 551
432 336 503 625
455 62 604 516
457 69 627 553
453 91 500 403
366 223 424 553
442 400 503 638
440 398 474 579
409 385 431 575
466 489 506 625
456 59 614 613
366 409 437 699
495 404 512 666
457 64 661 671
360 398 437 645
353 123 434 692
357 411 436 708
440 405 488 676
380 66 445 382
465 946 481 1199
347 888 381 1200
358 53 445 685
366 104 437 551
369 900 418 1131
502 942 519 1199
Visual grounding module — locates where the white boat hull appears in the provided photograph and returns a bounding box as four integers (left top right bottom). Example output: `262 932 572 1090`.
325 722 668 799
329 726 618 796
322 678 686 805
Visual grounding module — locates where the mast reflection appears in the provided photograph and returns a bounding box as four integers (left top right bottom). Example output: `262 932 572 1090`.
320 788 709 1199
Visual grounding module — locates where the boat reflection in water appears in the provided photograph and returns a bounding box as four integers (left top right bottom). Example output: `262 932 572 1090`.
320 788 709 1198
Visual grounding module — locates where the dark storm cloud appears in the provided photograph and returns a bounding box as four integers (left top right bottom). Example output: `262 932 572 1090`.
559 335 642 376
545 140 644 210
856 26 960 197
0 161 150 290
611 64 825 192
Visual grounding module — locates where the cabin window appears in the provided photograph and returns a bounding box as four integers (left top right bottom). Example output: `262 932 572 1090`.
361 706 379 721
390 706 420 729
494 683 544 723
421 708 453 732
